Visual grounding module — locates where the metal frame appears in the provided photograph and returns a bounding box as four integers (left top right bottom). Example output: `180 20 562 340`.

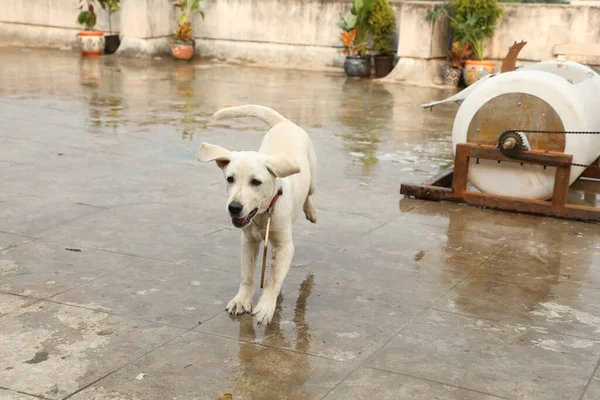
400 143 600 223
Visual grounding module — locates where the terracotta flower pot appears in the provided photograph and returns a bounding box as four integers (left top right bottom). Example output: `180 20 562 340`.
77 31 105 56
172 41 195 61
463 59 495 86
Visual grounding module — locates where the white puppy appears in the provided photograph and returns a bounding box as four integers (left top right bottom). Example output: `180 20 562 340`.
197 105 317 325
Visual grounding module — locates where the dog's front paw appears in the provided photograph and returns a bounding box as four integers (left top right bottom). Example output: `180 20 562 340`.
252 298 276 325
226 295 252 315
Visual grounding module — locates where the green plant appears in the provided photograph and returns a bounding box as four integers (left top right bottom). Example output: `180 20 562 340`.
452 0 503 60
371 0 396 56
337 0 374 56
98 0 120 35
427 0 504 60
173 0 205 43
77 0 97 30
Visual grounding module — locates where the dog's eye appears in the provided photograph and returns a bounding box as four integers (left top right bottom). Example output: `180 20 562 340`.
227 176 234 184
250 179 262 186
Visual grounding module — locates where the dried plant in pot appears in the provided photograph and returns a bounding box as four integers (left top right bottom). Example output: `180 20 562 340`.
371 0 396 78
337 0 373 78
77 0 105 56
442 41 472 86
172 0 205 61
98 0 121 54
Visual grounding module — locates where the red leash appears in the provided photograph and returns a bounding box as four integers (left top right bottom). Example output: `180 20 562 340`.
260 188 283 289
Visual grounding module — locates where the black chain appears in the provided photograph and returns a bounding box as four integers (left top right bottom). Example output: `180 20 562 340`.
498 129 600 170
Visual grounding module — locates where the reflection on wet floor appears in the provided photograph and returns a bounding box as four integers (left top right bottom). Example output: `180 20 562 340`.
570 179 600 208
1 46 600 400
0 47 459 183
233 274 314 398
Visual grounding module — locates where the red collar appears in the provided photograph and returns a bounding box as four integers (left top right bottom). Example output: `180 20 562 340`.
267 188 283 213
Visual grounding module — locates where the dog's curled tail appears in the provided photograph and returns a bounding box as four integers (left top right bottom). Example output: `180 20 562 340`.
213 105 287 128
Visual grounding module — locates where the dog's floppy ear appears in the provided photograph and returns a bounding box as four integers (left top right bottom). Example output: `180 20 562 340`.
265 156 301 178
196 143 232 169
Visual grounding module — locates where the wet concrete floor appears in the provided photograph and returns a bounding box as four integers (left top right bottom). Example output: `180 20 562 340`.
1 47 600 400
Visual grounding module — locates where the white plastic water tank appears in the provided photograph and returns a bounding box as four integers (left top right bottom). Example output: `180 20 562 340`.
452 60 600 200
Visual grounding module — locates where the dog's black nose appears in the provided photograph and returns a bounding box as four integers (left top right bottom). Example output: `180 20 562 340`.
228 201 244 216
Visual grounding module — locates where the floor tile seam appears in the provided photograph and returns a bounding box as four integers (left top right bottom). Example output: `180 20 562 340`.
440 242 508 301
429 307 600 343
362 366 512 400
318 251 485 399
192 329 350 364
150 227 233 261
41 260 147 303
186 308 228 330
147 226 231 258
578 355 600 400
62 144 126 157
60 329 190 400
444 272 600 294
338 267 466 365
311 207 384 218
2 192 46 199
11 237 171 263
28 208 108 240
0 241 35 253
40 298 198 331
75 202 110 210
318 306 429 400
0 385 49 399
0 134 48 144
39 227 228 261
399 203 536 237
0 292 45 320
0 230 37 239
34 200 228 240
359 220 392 238
0 135 127 157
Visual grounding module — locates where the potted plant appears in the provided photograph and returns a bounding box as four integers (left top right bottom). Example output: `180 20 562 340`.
371 0 396 78
337 0 373 78
172 0 205 61
427 0 503 86
77 0 105 56
98 0 121 54
442 41 472 86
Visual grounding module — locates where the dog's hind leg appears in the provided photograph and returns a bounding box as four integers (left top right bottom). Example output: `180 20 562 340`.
226 233 260 315
303 196 317 224
304 145 317 224
307 145 317 196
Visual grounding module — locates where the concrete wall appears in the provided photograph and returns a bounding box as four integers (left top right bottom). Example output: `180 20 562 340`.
0 0 120 48
192 0 454 76
2 0 119 31
488 4 600 62
2 0 600 84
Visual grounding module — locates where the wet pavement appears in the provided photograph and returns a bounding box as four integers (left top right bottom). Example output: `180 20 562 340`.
1 47 600 400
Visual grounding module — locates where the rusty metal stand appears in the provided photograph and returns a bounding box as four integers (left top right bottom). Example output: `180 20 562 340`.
400 143 600 223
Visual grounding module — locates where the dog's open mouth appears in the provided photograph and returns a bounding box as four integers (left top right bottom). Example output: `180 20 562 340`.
231 208 259 228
